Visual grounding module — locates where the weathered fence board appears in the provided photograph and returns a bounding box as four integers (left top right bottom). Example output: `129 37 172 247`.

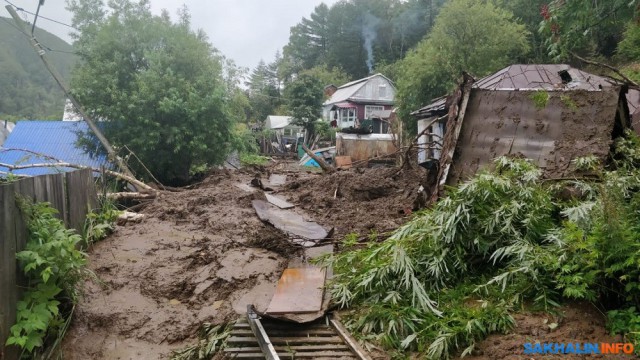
66 169 98 234
0 169 98 359
0 184 18 359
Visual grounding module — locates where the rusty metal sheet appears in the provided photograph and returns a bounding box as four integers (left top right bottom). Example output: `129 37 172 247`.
265 193 295 209
252 200 328 244
266 268 326 314
473 64 611 91
446 88 620 185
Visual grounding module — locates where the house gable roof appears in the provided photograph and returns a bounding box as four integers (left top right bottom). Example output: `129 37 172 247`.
324 73 396 106
0 120 108 176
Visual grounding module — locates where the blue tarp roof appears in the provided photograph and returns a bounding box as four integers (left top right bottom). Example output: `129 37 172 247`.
0 121 108 176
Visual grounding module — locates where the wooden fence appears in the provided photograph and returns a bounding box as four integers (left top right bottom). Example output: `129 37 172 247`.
0 169 98 360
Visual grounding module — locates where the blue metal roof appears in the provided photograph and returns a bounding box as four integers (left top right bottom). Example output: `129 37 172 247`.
0 121 109 176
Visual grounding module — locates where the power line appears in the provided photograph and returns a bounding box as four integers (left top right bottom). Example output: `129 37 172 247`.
4 0 77 30
0 15 30 38
1 14 79 56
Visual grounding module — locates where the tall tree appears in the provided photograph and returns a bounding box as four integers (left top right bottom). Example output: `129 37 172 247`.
246 60 282 123
284 73 323 143
68 0 233 184
283 3 330 78
396 0 530 133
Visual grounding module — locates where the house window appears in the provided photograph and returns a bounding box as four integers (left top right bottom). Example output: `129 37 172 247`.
284 128 292 136
339 108 357 128
379 85 387 98
365 105 384 119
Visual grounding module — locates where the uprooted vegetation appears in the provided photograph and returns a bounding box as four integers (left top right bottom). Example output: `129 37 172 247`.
324 132 640 358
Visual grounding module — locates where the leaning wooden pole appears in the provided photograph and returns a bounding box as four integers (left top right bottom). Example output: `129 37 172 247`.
302 144 335 173
5 5 137 184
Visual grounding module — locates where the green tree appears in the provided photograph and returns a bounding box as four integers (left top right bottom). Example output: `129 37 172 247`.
299 64 351 95
246 59 282 123
541 0 638 59
396 0 530 133
68 0 232 184
284 3 330 74
495 0 551 62
284 73 323 143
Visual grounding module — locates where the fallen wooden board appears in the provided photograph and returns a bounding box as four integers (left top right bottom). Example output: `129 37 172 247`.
266 268 326 315
252 200 328 244
265 193 295 209
335 156 353 169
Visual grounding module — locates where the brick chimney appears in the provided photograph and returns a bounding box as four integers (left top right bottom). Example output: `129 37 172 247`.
324 84 337 97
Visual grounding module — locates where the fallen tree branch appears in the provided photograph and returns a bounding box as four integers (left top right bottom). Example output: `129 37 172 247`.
106 192 156 200
0 162 154 191
571 52 639 88
302 144 335 174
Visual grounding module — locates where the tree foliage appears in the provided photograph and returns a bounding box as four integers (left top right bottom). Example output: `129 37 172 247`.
284 73 323 142
541 0 639 59
395 0 530 133
68 0 233 184
279 0 445 82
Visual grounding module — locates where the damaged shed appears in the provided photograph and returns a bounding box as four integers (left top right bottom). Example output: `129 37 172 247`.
413 64 634 195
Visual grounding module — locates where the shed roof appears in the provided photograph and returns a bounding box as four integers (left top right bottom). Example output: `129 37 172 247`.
473 64 612 91
0 121 107 176
265 115 294 129
412 64 637 118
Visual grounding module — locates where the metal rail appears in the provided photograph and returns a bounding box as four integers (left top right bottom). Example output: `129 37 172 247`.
225 307 370 359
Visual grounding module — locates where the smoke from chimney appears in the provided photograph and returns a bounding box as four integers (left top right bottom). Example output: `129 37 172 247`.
362 13 380 74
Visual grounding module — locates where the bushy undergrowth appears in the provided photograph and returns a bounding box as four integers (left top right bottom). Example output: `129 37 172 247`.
325 133 640 358
7 197 118 357
7 200 86 355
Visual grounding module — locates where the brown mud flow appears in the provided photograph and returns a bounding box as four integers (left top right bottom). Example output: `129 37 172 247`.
61 165 422 359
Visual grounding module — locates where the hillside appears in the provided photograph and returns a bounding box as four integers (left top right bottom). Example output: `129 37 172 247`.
0 17 77 120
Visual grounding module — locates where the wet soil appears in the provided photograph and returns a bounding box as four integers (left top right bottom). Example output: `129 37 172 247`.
60 163 627 359
61 164 425 359
464 303 635 360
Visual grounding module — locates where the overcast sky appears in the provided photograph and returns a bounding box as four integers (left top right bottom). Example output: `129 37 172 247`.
1 0 339 70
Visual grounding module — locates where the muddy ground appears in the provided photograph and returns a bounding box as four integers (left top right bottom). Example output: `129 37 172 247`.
465 303 635 360
60 163 425 359
60 162 631 359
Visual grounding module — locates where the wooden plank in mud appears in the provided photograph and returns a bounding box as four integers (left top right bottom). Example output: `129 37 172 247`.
266 268 326 314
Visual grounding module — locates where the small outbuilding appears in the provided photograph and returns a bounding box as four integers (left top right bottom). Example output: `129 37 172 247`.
413 64 635 195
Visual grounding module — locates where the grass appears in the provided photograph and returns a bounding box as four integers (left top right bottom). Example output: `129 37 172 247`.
240 153 270 166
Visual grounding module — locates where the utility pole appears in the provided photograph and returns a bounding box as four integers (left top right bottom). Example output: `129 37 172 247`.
5 4 137 182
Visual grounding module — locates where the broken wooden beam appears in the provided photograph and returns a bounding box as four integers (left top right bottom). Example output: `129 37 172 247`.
302 144 335 173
